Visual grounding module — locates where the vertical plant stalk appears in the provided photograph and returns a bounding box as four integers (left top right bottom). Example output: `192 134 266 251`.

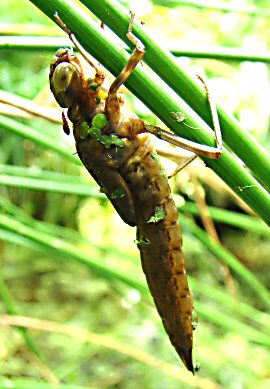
81 0 270 193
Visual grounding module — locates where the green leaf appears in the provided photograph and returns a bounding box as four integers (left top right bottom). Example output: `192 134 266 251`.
92 113 107 129
78 121 89 139
147 207 167 223
111 188 126 199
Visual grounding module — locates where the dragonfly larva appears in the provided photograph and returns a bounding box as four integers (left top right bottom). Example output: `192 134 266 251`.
49 13 222 373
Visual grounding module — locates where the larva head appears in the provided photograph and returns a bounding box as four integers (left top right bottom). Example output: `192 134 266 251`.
49 48 83 108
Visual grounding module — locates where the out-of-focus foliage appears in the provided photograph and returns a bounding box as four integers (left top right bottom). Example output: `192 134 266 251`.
0 1 270 388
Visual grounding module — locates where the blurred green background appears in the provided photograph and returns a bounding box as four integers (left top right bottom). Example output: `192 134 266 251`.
0 0 270 388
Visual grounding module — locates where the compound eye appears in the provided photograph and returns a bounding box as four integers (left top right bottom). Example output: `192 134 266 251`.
52 62 75 91
51 62 79 107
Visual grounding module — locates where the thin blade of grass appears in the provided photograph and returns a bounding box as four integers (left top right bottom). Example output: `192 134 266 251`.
179 202 270 237
181 215 270 309
0 378 88 389
2 36 270 63
2 195 269 336
0 276 45 360
0 115 79 165
1 212 269 346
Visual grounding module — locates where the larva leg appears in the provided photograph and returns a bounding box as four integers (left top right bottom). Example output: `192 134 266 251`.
154 146 197 179
54 13 105 86
168 154 197 179
105 12 145 125
109 11 145 94
145 76 222 159
197 75 222 152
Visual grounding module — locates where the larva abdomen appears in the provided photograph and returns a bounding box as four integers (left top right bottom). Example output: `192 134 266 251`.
120 135 194 372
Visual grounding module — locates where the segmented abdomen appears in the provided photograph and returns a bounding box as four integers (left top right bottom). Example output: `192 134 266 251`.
75 131 194 372
119 135 194 372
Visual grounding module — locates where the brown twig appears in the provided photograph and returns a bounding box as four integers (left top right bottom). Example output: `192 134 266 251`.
0 90 61 123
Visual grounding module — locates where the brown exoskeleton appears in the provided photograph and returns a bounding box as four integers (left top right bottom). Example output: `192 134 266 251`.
49 12 222 373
